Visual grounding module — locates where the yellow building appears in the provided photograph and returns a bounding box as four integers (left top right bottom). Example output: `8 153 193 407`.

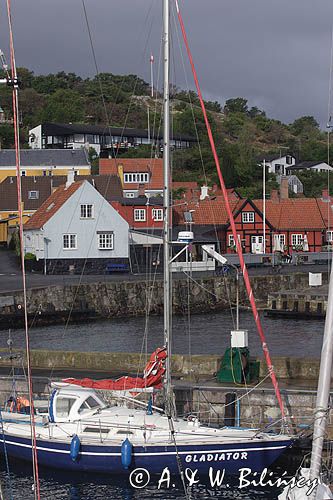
0 149 91 183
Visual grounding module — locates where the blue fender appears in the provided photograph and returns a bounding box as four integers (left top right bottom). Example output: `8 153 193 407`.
121 438 132 469
70 434 81 462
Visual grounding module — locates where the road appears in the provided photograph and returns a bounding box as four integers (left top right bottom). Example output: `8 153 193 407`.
0 247 330 293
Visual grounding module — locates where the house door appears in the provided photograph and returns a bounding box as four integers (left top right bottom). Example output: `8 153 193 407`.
251 235 264 254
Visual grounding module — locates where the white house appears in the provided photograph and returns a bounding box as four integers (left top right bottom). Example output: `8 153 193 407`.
24 174 129 274
259 154 296 176
286 161 333 175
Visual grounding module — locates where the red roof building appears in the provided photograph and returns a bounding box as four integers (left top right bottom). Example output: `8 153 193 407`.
99 158 163 198
173 189 328 254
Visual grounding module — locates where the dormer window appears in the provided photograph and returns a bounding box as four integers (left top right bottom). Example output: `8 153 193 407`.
124 173 149 183
242 212 255 223
28 190 39 200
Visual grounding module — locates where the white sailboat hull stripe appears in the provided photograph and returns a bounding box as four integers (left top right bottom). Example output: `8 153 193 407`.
3 439 287 456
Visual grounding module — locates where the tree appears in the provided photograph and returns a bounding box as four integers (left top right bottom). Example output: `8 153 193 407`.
224 97 248 114
222 112 246 138
88 147 99 174
296 170 329 197
290 116 319 137
40 89 85 123
248 106 266 119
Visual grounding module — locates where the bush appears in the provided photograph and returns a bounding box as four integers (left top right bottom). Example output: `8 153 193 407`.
24 252 36 261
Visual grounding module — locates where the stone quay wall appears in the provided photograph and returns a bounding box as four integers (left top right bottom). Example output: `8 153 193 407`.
0 350 328 432
0 272 325 322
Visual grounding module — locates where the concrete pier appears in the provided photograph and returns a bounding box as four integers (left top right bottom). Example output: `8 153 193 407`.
0 349 329 435
267 284 328 318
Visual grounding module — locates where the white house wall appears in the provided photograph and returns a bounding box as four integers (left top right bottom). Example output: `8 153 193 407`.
29 125 42 149
312 162 333 172
26 181 129 260
266 155 296 175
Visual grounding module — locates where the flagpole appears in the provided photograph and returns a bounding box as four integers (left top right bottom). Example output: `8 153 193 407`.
148 53 154 145
150 53 154 98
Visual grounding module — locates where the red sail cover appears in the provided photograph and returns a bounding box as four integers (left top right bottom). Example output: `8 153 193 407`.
63 347 167 390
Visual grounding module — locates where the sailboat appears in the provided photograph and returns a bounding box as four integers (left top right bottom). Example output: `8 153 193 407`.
278 260 333 499
0 0 293 477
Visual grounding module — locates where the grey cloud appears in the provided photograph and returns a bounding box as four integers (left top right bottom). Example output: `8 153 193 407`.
0 0 333 125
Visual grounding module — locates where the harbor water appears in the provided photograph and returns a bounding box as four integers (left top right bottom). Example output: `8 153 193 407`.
1 455 299 499
0 311 322 498
0 310 324 358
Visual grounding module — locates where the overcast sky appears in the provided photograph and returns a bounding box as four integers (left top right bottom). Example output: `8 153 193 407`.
2 0 333 126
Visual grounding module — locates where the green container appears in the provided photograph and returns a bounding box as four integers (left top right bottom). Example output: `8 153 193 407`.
217 347 250 384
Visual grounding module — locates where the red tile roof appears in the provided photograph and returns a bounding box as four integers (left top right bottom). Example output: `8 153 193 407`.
173 196 326 231
24 181 83 230
172 182 198 190
99 158 163 190
253 198 326 230
173 199 242 225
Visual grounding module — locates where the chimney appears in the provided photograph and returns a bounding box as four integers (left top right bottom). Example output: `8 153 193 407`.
322 188 329 201
138 183 146 197
200 185 209 200
280 176 289 200
270 189 279 203
66 169 75 189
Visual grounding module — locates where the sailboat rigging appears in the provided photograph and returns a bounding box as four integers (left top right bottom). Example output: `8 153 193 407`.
0 0 293 479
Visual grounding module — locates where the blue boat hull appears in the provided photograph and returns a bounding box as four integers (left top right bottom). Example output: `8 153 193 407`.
0 433 292 475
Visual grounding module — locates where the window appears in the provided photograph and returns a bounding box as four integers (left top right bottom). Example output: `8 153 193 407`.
134 209 146 222
124 173 149 183
291 234 303 246
80 204 93 219
56 397 76 418
78 396 101 414
327 231 333 242
43 170 47 176
125 192 135 198
286 155 293 165
228 234 240 247
276 234 285 246
152 208 163 221
242 212 255 223
63 234 77 249
28 190 39 200
98 232 114 250
46 202 55 212
74 134 84 143
21 170 26 177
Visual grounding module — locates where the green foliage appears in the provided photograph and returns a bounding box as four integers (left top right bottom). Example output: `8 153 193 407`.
172 187 187 199
117 145 152 158
224 97 248 114
173 89 222 113
290 116 319 137
24 252 36 261
222 112 246 138
0 124 15 148
40 89 85 123
295 170 330 197
88 147 99 175
0 66 330 198
9 230 20 256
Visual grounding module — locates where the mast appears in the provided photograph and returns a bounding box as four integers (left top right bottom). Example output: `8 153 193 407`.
309 263 333 495
162 0 172 400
